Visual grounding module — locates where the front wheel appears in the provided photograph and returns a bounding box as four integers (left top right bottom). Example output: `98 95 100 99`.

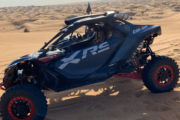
0 84 47 120
142 56 179 93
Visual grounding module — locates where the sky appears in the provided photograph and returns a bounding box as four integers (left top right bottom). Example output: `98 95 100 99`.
0 0 99 7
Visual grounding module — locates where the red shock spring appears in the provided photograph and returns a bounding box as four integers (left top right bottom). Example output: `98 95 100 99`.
131 55 142 73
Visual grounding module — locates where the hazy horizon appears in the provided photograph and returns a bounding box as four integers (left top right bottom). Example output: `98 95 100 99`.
0 0 101 7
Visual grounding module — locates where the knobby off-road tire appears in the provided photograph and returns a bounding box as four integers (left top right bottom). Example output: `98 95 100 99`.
142 56 179 93
0 84 47 120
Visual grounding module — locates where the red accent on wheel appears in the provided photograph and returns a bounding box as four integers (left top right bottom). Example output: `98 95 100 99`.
8 97 35 120
155 65 174 87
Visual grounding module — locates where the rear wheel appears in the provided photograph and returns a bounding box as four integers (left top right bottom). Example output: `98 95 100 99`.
142 56 179 93
0 84 47 120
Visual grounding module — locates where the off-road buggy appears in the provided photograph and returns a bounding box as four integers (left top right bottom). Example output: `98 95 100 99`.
0 10 179 120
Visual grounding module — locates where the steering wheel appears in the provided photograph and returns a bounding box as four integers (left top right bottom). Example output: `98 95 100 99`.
77 33 83 41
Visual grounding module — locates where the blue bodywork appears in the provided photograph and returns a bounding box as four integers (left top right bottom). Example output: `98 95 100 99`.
4 11 161 92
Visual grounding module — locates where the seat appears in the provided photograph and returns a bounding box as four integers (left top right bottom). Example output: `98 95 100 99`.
70 32 95 51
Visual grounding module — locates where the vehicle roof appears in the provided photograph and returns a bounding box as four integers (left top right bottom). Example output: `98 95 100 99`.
65 11 118 25
64 11 131 33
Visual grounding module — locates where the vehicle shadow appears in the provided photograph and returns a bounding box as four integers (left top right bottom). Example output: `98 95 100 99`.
45 78 180 120
45 77 144 120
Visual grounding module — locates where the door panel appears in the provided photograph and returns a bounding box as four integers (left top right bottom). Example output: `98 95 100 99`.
54 38 120 79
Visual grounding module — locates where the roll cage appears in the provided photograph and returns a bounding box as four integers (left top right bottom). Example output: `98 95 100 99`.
39 11 131 56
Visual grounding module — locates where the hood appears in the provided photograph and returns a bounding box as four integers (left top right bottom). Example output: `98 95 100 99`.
7 52 43 68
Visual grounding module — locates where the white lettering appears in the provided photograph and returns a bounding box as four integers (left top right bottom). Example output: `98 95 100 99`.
99 42 109 49
59 59 80 69
133 25 149 34
61 50 81 63
98 47 109 53
59 50 81 69
59 42 110 69
141 25 148 30
82 46 98 59
133 28 141 34
98 42 110 53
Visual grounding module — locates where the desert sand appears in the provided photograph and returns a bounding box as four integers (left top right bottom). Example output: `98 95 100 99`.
1 0 180 119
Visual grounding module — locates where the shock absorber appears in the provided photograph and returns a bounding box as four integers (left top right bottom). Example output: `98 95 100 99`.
130 42 144 72
130 52 140 68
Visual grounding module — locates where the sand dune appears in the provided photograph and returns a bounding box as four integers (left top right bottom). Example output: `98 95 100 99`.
1 0 180 120
0 0 179 33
